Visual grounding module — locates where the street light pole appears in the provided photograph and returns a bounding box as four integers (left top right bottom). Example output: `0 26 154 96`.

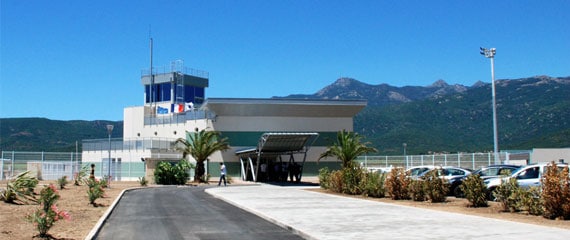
106 124 114 187
480 47 499 164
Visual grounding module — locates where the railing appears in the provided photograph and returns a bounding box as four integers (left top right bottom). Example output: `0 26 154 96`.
141 65 209 79
82 137 178 152
356 152 519 171
144 110 214 125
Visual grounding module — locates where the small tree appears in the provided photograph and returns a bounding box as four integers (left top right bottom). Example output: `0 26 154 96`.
176 129 230 182
318 130 377 169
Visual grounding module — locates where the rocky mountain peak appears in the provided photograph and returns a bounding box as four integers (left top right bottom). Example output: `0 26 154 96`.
430 79 449 88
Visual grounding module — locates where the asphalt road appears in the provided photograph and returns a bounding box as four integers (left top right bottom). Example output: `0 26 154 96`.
95 186 304 240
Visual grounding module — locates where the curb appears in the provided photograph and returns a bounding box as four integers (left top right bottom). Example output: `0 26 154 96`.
84 187 144 240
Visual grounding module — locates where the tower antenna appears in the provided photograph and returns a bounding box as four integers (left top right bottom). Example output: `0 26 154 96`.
149 28 154 110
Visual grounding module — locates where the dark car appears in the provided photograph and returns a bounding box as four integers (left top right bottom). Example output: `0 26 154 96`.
417 166 472 196
453 164 520 197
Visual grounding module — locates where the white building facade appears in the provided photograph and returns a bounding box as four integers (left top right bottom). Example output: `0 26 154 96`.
82 64 366 182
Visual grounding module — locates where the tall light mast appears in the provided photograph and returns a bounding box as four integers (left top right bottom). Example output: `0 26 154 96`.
480 47 499 164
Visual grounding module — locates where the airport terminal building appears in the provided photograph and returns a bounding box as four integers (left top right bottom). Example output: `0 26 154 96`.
82 63 366 182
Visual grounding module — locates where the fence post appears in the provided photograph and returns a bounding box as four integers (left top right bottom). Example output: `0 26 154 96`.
488 152 491 166
385 156 388 168
472 153 475 170
432 155 435 166
444 154 447 166
11 151 15 177
457 153 461 167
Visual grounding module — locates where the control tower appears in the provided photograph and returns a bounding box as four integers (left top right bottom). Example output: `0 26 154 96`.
141 60 209 108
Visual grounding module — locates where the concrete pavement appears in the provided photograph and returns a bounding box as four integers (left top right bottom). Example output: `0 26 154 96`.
205 184 570 240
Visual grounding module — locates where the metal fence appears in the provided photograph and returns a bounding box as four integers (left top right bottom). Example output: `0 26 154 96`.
356 152 516 171
1 151 147 181
1 151 81 180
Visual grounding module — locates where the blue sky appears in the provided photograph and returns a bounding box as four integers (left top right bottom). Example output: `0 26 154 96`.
1 0 569 121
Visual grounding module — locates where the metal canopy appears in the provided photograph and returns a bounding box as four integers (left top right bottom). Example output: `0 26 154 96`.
236 132 319 182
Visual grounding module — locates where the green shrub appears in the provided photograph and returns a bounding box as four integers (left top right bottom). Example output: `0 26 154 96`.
56 176 68 190
85 178 105 206
360 171 386 198
99 176 109 188
138 176 148 186
408 179 427 201
74 165 89 186
329 170 344 193
318 167 331 190
341 166 365 195
541 162 570 219
0 171 38 204
515 187 543 216
460 174 488 207
424 170 448 203
154 159 194 185
493 178 519 212
385 168 410 200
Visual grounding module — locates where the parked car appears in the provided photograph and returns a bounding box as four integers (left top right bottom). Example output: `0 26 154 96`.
406 166 436 179
453 164 520 197
484 163 569 200
366 166 393 174
417 166 472 195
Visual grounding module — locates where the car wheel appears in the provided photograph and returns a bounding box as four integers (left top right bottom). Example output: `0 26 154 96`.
453 185 464 198
487 187 496 201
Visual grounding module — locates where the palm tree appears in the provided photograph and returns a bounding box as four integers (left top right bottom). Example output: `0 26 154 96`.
318 130 377 169
175 129 230 182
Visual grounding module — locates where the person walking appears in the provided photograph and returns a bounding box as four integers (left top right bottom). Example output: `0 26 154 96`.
218 162 227 186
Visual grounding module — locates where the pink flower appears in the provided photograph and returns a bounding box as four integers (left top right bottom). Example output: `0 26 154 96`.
48 184 58 193
59 211 71 221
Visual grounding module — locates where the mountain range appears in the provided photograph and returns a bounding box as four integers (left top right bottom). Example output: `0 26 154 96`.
1 75 568 154
278 75 570 154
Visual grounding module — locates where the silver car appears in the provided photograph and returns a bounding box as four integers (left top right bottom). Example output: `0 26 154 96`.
484 162 569 199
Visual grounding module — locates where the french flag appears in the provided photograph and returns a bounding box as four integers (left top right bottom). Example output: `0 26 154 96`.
171 103 185 113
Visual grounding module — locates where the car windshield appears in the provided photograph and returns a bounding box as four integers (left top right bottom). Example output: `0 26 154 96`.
407 167 431 176
475 166 518 176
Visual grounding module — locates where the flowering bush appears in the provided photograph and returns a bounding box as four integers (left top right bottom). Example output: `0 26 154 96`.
26 184 70 238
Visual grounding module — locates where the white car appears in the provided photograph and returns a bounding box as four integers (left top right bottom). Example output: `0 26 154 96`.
484 163 569 199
